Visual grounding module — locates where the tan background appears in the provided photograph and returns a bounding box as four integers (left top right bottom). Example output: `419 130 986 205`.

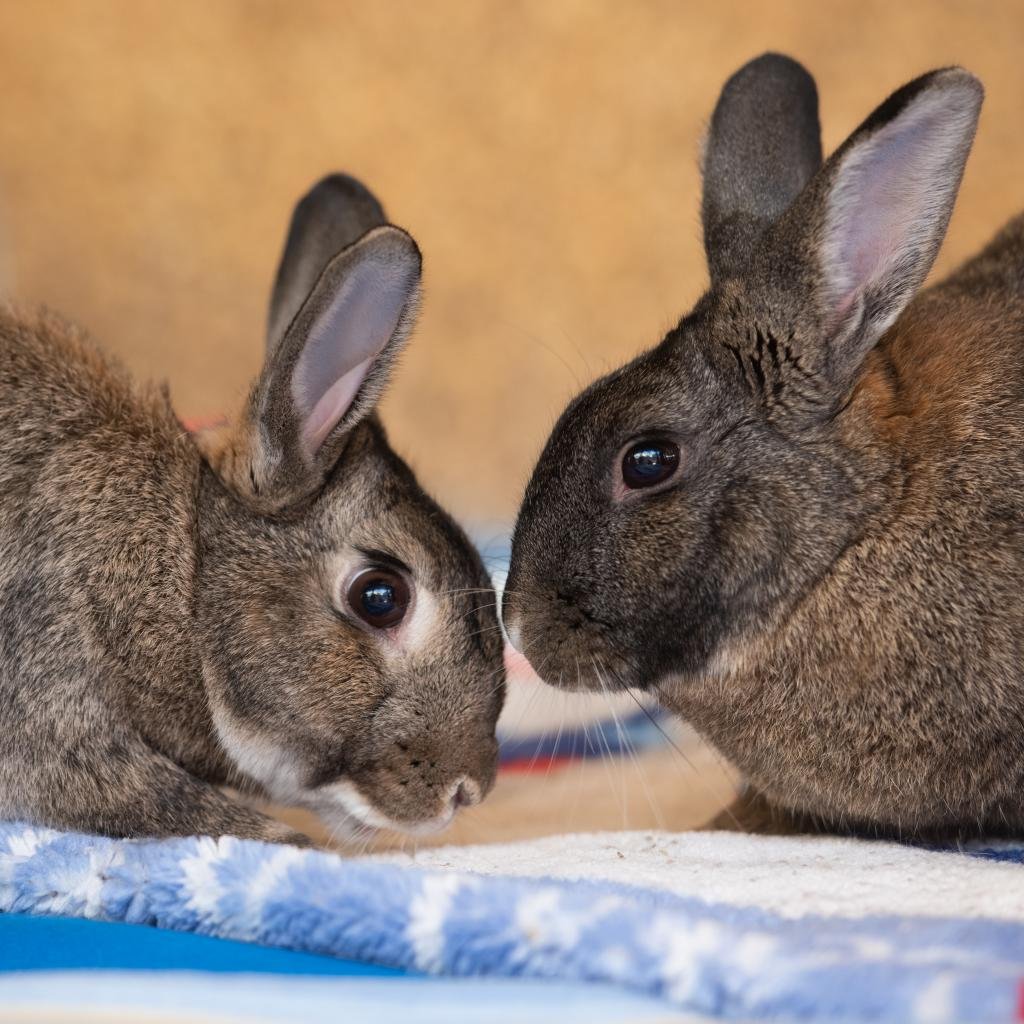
1 0 1021 526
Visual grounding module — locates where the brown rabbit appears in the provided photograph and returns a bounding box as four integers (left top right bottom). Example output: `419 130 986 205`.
0 174 504 844
503 54 1024 838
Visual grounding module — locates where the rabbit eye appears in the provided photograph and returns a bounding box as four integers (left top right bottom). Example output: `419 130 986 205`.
621 440 680 489
346 568 410 629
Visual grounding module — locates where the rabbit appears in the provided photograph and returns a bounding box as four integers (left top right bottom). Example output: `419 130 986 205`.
502 52 1024 839
0 173 505 845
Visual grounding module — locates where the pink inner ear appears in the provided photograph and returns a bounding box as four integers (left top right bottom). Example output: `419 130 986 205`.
290 250 415 457
821 85 976 333
301 356 374 451
831 115 936 295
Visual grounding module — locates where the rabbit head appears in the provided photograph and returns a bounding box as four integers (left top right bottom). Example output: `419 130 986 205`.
194 175 505 837
504 56 982 696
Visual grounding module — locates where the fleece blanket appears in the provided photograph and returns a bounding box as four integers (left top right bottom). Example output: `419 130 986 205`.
1 822 1023 1022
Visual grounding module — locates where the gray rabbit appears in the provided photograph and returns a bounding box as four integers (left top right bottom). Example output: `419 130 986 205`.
0 174 504 844
504 54 1024 837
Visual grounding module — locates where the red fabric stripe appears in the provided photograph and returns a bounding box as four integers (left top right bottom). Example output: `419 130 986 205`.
180 415 227 433
500 755 575 775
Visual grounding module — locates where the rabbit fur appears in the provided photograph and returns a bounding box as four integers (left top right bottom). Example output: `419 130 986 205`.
504 55 1024 838
0 174 505 844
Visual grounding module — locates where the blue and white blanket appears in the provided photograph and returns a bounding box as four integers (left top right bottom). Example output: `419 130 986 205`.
1 822 1023 1022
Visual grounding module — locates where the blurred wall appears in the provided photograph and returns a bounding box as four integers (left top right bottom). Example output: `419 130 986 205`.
0 0 1021 526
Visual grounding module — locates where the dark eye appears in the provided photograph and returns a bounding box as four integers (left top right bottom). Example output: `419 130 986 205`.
346 568 410 629
621 439 681 490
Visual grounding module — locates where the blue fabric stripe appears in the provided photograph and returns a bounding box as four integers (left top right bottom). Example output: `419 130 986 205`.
963 845 1024 864
498 707 671 762
0 912 405 976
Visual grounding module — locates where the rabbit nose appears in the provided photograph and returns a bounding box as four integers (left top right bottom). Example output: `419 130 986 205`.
504 642 538 681
451 777 482 808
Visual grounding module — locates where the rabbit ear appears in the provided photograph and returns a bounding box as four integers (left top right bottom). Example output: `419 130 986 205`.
770 68 982 388
202 224 421 512
702 53 822 283
267 174 388 354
